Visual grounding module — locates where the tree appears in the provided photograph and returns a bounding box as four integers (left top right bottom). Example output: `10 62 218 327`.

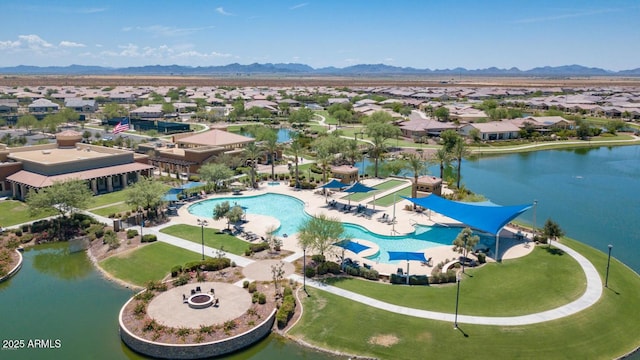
26 179 92 218
198 163 234 193
364 111 401 178
402 152 428 207
125 177 166 223
162 102 175 114
605 120 625 135
17 114 38 135
333 109 352 127
288 107 314 126
440 129 459 152
212 201 243 230
103 103 128 119
543 218 564 247
289 135 303 188
243 142 262 188
433 147 452 180
262 132 280 180
452 227 480 272
59 108 80 124
297 213 344 258
434 107 450 121
452 137 470 189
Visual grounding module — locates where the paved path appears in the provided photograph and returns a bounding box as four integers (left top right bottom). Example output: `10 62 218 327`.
288 241 603 326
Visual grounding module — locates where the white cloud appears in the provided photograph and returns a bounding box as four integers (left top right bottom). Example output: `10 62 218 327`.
0 40 20 50
216 7 233 16
59 41 86 48
290 3 308 10
18 34 53 50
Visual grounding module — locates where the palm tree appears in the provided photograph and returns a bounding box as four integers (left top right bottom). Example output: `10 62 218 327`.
289 136 303 188
402 152 427 208
243 142 261 188
433 147 453 180
263 136 280 181
452 138 470 189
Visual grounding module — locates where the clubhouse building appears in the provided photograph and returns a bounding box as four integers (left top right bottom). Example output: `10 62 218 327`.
0 130 154 200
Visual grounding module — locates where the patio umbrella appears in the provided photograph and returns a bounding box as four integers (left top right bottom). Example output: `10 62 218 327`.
343 181 376 206
388 251 428 285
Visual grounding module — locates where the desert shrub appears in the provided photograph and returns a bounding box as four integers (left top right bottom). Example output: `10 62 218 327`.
247 282 257 293
21 224 30 233
133 302 146 316
283 286 293 297
311 254 325 263
244 248 252 256
134 291 154 302
170 265 182 277
276 294 296 328
127 229 138 239
243 280 250 288
94 228 104 239
477 253 486 264
141 234 157 243
304 266 316 278
317 261 341 275
30 220 49 234
14 230 22 237
172 273 190 286
249 242 269 253
20 233 34 244
146 280 167 292
257 292 266 304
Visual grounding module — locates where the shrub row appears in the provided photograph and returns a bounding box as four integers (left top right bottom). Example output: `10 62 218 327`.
344 265 380 280
276 293 296 329
183 258 231 272
428 270 458 284
316 261 341 275
251 291 266 304
141 234 157 243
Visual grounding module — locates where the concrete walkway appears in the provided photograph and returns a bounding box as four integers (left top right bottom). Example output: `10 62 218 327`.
288 241 603 326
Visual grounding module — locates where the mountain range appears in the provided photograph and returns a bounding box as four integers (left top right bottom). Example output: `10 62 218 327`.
1 63 639 76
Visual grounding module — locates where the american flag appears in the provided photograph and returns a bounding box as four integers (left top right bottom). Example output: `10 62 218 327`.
113 118 130 134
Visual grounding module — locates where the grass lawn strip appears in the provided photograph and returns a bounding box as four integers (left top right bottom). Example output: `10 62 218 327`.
99 242 205 286
369 186 412 207
324 245 584 316
160 224 250 256
341 179 406 202
0 200 57 226
90 203 131 217
290 237 640 359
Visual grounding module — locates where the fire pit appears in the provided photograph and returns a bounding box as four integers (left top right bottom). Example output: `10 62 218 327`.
187 293 214 309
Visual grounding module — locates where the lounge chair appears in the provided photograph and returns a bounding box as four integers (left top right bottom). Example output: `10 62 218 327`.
190 289 196 295
396 267 404 275
196 286 201 292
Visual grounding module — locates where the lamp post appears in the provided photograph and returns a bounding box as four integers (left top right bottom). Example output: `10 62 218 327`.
462 235 468 274
454 273 461 329
533 200 538 239
605 244 613 288
197 219 208 261
302 245 308 295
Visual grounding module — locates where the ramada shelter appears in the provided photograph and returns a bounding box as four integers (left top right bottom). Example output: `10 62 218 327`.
0 130 154 200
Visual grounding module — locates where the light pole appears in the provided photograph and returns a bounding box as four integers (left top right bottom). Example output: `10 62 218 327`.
605 244 613 288
302 245 309 296
533 200 538 240
454 273 461 329
461 235 468 274
197 219 208 261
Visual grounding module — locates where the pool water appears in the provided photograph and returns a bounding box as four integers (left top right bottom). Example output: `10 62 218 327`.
188 193 492 264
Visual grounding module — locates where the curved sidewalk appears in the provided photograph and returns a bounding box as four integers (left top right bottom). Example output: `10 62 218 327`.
289 241 603 326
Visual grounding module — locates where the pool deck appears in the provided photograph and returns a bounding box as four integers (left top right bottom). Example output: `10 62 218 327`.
174 179 534 277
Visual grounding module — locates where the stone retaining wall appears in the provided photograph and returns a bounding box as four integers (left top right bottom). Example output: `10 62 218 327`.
0 249 23 283
119 296 276 359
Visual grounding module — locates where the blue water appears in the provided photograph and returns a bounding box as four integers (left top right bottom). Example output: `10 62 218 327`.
241 128 296 143
188 193 487 264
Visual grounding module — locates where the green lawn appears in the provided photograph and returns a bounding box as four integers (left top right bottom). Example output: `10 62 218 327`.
324 246 584 316
368 186 412 207
160 224 250 255
90 203 131 217
87 184 171 210
0 200 56 226
99 242 205 285
290 237 640 359
315 110 338 125
341 179 407 202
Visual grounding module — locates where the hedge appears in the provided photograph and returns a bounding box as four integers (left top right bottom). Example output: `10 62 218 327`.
183 258 231 272
276 294 296 328
141 234 157 243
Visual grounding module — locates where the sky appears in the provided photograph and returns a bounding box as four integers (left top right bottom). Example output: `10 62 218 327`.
0 0 639 71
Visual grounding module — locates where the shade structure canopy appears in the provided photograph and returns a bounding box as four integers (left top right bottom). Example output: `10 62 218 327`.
388 251 428 285
162 188 182 202
344 182 376 193
344 181 376 206
387 251 428 262
334 239 371 254
403 195 532 235
320 179 347 189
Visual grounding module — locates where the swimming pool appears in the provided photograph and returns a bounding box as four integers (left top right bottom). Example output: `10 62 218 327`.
188 193 493 264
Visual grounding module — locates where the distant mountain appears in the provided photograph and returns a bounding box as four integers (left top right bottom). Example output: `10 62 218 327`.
0 63 637 76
